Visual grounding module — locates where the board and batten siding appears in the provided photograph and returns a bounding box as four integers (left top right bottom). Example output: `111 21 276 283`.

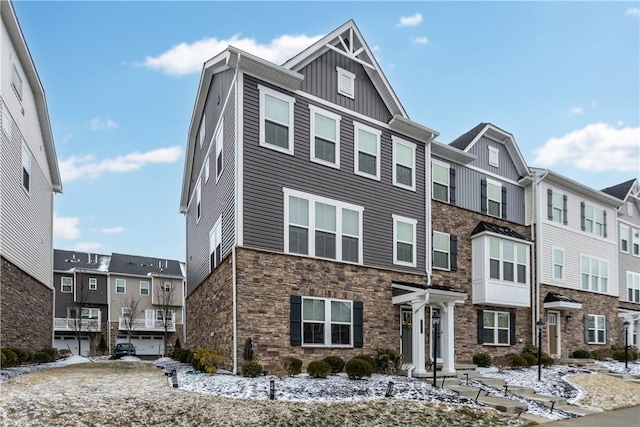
298 49 392 123
186 88 236 296
242 75 427 273
467 136 522 182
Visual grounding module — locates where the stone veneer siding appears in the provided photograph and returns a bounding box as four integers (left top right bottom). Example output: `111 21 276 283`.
1 256 53 351
431 201 533 363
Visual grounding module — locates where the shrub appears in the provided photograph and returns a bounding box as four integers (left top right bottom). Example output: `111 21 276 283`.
40 347 58 362
193 347 227 374
59 349 72 358
346 357 373 379
98 335 108 355
322 356 345 374
522 344 538 355
1 348 17 367
307 361 331 379
241 360 264 378
375 348 401 374
541 354 555 367
281 357 303 376
591 348 613 361
493 353 517 371
510 355 527 369
352 355 375 371
7 347 32 364
32 351 52 364
613 349 638 362
572 349 592 359
472 352 492 368
185 350 194 364
521 352 537 367
174 338 181 349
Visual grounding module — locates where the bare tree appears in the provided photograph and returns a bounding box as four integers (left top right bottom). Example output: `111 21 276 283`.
154 278 177 356
69 270 91 356
120 295 143 346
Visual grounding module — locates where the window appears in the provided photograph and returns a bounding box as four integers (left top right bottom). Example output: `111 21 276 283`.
628 202 633 217
627 272 640 303
583 203 605 237
433 231 450 270
140 281 149 295
581 256 608 293
548 190 566 224
486 179 502 217
633 229 640 257
488 146 499 167
586 314 606 344
2 110 11 135
392 137 416 191
432 160 450 203
82 308 99 319
196 179 201 222
259 85 295 154
198 114 205 149
115 279 126 294
204 155 210 183
164 282 172 292
61 277 73 293
353 123 381 180
22 143 30 193
552 248 564 280
336 67 355 99
215 122 224 180
284 189 363 264
89 278 97 290
302 297 352 346
393 215 417 267
11 62 23 101
156 309 174 322
489 237 528 284
483 311 509 345
122 307 132 319
209 217 222 270
620 224 629 253
309 105 340 168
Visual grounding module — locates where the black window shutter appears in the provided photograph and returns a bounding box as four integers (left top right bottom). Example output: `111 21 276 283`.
290 296 302 346
509 312 516 345
583 314 589 343
547 189 553 220
481 179 487 213
449 168 456 204
580 202 586 231
450 235 458 271
603 211 607 238
353 301 363 348
477 310 484 344
501 186 508 219
563 195 568 225
604 316 609 344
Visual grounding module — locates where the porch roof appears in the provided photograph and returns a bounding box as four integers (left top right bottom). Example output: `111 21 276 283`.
392 282 467 305
543 292 582 310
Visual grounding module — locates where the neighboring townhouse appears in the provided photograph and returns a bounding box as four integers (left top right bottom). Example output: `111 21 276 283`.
430 123 534 364
108 253 185 356
602 178 640 350
0 0 62 350
528 168 624 358
53 250 110 356
180 20 469 376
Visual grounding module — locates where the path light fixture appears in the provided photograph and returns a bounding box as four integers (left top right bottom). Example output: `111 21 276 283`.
536 319 544 381
624 320 630 370
432 311 441 388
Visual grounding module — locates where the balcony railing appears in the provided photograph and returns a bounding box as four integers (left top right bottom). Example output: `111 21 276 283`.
54 317 101 332
118 318 176 332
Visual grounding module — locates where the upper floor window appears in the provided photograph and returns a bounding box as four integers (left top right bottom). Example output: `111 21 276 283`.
628 202 634 217
198 114 205 149
196 179 202 222
552 248 564 280
432 160 450 203
488 146 499 167
336 67 355 99
284 189 363 264
115 279 126 294
215 121 224 181
164 282 172 292
548 190 567 224
81 308 99 319
61 277 73 293
2 109 11 136
633 229 640 257
433 231 454 270
489 237 527 284
11 61 23 101
392 137 416 191
259 85 295 155
586 314 606 344
393 215 417 267
582 203 606 237
627 272 640 303
482 178 504 218
156 309 174 322
204 155 210 183
580 255 608 293
620 224 629 253
210 216 222 271
122 307 132 319
302 297 352 346
309 105 340 169
140 281 149 295
353 123 381 181
89 278 97 291
22 143 31 193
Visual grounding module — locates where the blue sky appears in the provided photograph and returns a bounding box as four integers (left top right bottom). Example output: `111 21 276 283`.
13 1 639 262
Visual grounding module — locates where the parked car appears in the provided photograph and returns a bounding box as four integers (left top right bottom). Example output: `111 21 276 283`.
112 343 136 359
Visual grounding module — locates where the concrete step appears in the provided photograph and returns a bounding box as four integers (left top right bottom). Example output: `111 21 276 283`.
446 384 482 398
558 358 595 367
518 412 555 425
457 370 483 380
526 394 567 408
441 377 462 387
476 377 505 387
455 363 478 370
476 395 527 414
503 385 535 396
555 404 602 417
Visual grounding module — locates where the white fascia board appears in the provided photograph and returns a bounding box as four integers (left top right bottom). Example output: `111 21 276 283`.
543 301 582 310
231 46 304 91
471 230 533 245
388 114 438 144
431 140 476 165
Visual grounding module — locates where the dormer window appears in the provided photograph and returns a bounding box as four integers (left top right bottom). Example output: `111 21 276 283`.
336 67 355 99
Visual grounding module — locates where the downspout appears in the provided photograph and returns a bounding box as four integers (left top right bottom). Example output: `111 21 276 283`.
532 170 548 344
232 246 238 374
231 52 241 375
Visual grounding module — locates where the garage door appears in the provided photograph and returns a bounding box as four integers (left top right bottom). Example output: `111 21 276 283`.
54 336 90 356
115 336 164 356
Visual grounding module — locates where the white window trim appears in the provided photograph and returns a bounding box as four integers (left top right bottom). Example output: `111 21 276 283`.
61 277 73 293
433 231 450 271
283 188 364 264
215 119 224 182
309 105 341 169
632 228 640 258
2 109 11 136
88 278 97 290
140 281 149 296
627 271 640 303
488 146 499 167
353 122 381 181
431 159 450 203
204 155 210 183
550 190 564 224
209 216 222 271
301 296 353 347
483 310 510 346
115 279 126 294
392 136 416 192
258 84 295 155
164 282 172 292
21 142 31 194
198 114 205 149
486 178 502 218
196 179 202 223
580 255 609 293
156 309 174 322
336 67 355 99
627 202 633 217
393 214 417 268
620 224 629 254
586 314 606 344
122 307 132 319
552 247 564 281
487 236 530 286
584 203 605 237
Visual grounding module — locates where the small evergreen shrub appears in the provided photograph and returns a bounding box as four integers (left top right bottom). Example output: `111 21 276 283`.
241 360 264 378
346 357 373 379
541 354 555 367
571 349 592 359
591 348 613 361
352 355 376 371
98 336 108 355
307 361 331 378
613 349 638 362
193 347 227 374
375 348 401 374
510 354 527 369
281 357 303 376
32 351 51 364
1 348 17 367
8 347 32 364
322 356 345 374
59 349 72 358
521 352 537 367
174 338 181 349
522 344 538 355
185 350 194 364
472 352 492 368
40 347 58 362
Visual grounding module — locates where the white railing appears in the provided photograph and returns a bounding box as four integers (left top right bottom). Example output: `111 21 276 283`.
118 318 175 332
54 317 101 332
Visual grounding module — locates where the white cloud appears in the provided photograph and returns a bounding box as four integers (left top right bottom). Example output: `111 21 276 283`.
534 122 640 172
59 146 182 182
101 227 124 234
54 214 80 240
569 107 584 116
618 121 625 126
627 8 640 16
73 242 103 251
413 36 429 44
144 33 322 76
89 117 118 131
397 13 423 27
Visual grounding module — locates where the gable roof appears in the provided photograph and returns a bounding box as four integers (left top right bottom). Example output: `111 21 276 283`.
109 252 184 278
601 178 638 201
53 249 110 273
470 221 530 241
449 123 488 150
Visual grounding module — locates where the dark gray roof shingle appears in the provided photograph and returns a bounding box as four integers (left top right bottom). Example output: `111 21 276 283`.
449 123 488 149
601 179 636 201
544 292 580 304
53 249 111 273
470 221 530 241
109 253 183 278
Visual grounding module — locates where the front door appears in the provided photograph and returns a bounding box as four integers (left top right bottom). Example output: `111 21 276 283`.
548 312 559 357
145 309 155 328
401 308 412 364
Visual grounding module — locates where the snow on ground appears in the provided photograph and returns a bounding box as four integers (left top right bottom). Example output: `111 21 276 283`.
0 355 97 382
595 359 640 376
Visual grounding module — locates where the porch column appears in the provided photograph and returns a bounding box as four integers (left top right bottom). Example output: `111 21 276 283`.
412 300 427 376
632 319 639 351
440 301 456 375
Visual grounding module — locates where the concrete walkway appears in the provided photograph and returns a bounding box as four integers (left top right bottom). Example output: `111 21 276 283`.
543 405 639 426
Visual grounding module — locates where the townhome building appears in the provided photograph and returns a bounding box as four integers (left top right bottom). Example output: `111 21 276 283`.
0 0 62 350
602 179 640 350
429 123 534 365
53 250 110 356
528 168 624 358
108 253 185 356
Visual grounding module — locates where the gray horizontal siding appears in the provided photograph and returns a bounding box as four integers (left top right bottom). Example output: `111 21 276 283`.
468 136 522 181
243 75 426 273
